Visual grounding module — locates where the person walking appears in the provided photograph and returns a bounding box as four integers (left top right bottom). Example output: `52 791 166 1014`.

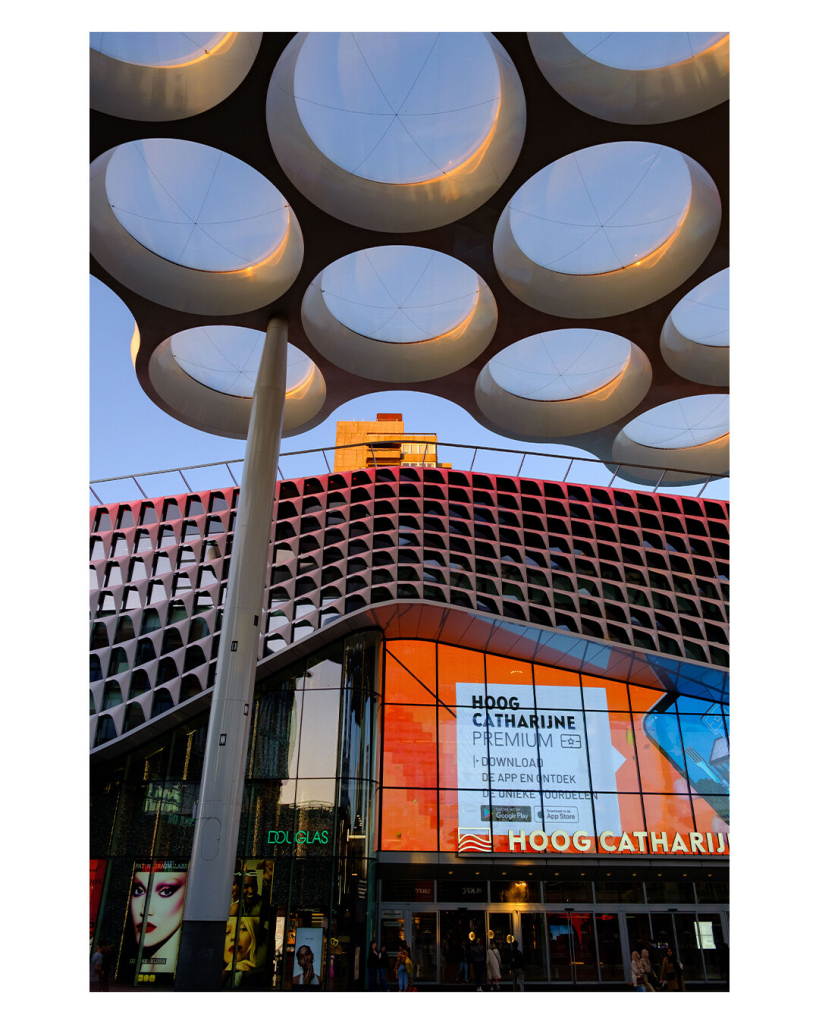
486 939 502 991
639 949 656 991
659 947 686 991
396 942 412 992
90 941 105 992
510 939 525 991
458 938 470 984
377 944 390 991
471 935 486 991
631 950 646 990
367 940 380 991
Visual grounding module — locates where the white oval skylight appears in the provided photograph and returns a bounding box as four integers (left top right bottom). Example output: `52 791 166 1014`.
563 32 727 71
488 330 633 401
670 268 729 347
293 32 501 184
321 247 481 343
508 142 692 276
170 326 314 398
105 139 291 272
90 33 229 68
623 394 729 450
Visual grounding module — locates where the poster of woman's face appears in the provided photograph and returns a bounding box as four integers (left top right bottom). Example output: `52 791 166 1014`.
129 862 188 974
224 917 259 971
293 928 323 987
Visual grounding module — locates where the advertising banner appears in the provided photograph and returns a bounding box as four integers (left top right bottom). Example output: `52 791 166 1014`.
292 927 323 987
90 859 107 944
380 640 729 857
457 681 625 847
127 860 188 976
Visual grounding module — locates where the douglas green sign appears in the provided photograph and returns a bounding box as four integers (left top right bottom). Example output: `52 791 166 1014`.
267 829 329 846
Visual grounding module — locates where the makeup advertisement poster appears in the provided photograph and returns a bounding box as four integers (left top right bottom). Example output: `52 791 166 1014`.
127 860 188 976
224 916 266 987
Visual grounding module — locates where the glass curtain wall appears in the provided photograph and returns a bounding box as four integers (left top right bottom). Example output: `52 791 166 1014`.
89 631 381 990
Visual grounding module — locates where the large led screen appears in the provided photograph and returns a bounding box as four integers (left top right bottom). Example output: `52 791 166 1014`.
380 641 729 857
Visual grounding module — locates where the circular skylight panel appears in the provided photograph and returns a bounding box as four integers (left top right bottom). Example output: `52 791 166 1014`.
563 32 727 71
509 142 691 276
670 268 729 347
170 327 313 398
623 394 729 450
90 33 228 67
293 33 501 185
321 247 480 343
489 330 632 401
104 139 290 272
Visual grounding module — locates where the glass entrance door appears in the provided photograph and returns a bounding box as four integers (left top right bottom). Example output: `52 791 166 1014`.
379 910 405 988
410 911 438 982
546 912 599 983
440 909 486 986
625 910 729 985
488 913 514 982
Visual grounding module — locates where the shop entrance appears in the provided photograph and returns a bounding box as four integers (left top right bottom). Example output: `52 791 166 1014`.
377 903 728 987
440 910 485 984
625 910 728 983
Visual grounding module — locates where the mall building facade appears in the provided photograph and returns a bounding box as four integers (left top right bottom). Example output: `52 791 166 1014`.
89 29 729 991
90 464 729 990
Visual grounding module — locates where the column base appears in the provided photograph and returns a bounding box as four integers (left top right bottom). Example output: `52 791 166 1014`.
175 920 228 991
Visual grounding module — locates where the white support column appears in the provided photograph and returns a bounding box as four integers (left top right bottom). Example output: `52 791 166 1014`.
176 317 287 990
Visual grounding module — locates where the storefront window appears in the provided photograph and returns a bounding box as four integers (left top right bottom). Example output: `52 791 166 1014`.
492 880 538 903
296 690 340 777
542 879 594 904
696 912 729 980
595 913 623 980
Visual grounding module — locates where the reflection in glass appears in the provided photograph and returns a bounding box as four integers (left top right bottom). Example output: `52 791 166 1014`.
412 912 438 982
492 880 537 903
295 690 340 777
487 913 513 974
670 912 705 980
595 912 624 980
595 880 644 903
250 690 301 780
645 880 695 904
543 879 594 903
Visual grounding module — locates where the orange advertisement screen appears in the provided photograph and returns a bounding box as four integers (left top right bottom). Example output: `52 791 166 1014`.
381 641 728 857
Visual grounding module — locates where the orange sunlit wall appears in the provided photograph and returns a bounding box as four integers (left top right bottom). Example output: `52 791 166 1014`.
379 640 729 857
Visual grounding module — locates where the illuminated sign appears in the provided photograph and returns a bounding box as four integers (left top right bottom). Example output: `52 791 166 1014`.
501 829 729 855
268 829 330 845
457 681 625 842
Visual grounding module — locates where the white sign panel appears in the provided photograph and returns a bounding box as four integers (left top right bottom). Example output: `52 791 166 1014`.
456 682 625 845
